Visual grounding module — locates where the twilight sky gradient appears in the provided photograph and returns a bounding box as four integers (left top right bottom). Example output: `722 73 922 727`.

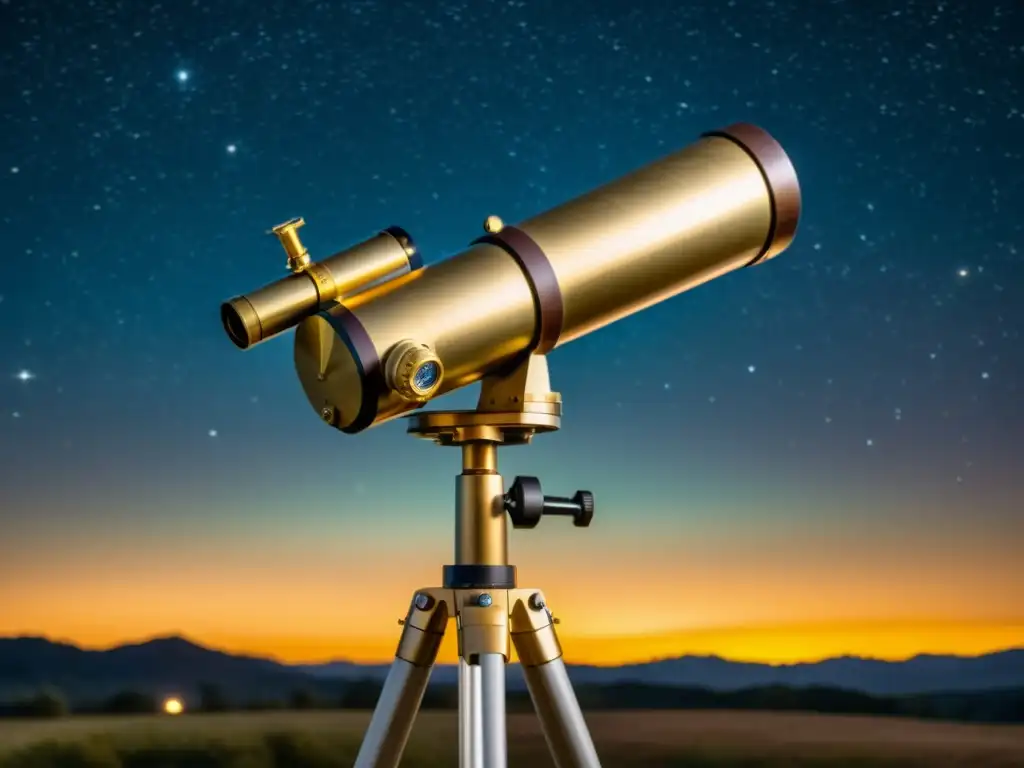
0 0 1021 667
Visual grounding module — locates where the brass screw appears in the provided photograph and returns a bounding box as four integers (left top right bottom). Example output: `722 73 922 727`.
321 406 336 424
483 215 504 234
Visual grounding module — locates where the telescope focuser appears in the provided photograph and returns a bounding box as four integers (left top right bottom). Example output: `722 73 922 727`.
504 476 594 529
272 217 313 273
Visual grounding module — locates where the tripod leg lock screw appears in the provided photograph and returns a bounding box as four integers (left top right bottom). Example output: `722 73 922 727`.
413 593 433 611
529 593 546 611
477 593 493 607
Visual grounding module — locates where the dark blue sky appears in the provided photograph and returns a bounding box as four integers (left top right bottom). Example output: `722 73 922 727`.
0 0 1020 663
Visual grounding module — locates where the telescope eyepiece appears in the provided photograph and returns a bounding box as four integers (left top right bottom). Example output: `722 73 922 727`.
413 361 441 392
385 339 444 402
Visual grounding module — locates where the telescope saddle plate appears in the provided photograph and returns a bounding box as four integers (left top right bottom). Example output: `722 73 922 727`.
406 409 561 446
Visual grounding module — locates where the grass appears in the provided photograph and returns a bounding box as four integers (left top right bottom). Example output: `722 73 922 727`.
0 710 1023 767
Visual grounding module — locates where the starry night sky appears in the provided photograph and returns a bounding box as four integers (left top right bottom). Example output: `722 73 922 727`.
1 0 1021 666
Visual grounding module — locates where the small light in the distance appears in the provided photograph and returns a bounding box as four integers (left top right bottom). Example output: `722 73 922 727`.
957 267 969 278
226 143 237 154
208 429 218 438
176 70 189 83
15 369 34 382
163 697 184 715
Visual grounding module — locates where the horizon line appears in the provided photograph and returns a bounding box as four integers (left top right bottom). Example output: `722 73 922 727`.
4 629 1023 670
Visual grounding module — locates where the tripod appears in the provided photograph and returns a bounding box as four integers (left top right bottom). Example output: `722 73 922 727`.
353 354 602 768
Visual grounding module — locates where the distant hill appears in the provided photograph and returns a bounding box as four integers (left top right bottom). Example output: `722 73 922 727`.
1 635 1022 710
0 635 342 707
295 648 1024 696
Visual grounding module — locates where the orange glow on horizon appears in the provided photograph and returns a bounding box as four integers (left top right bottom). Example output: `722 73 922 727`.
32 619 1024 667
3 509 1021 667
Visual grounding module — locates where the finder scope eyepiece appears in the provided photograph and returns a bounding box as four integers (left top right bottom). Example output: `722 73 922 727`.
220 123 801 435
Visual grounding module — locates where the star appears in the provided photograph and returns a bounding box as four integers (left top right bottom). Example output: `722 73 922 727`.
208 429 218 437
11 411 20 419
14 369 34 382
981 372 990 379
957 267 969 278
866 438 874 447
176 70 190 83
226 144 237 154
747 365 756 373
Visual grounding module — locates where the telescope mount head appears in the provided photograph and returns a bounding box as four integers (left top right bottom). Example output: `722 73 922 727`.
405 351 561 447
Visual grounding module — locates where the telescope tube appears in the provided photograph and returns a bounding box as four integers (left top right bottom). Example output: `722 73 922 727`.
294 123 800 433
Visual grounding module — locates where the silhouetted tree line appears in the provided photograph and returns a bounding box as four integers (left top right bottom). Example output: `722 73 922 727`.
1 680 1021 724
0 690 68 718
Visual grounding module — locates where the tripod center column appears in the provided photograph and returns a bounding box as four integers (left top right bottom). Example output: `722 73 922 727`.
455 442 508 566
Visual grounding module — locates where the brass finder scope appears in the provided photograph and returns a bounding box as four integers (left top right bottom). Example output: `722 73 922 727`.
221 124 801 433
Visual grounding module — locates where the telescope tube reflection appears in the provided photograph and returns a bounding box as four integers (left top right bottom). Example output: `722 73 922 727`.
294 123 800 434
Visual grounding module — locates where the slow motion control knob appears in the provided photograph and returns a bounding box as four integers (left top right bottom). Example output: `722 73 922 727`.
504 476 595 529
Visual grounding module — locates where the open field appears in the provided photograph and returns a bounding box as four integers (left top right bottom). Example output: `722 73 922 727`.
1 710 1024 767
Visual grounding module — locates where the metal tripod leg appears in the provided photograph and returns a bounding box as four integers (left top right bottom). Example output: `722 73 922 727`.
457 586 511 768
459 652 508 768
477 652 508 768
511 591 602 768
354 591 448 768
459 658 482 768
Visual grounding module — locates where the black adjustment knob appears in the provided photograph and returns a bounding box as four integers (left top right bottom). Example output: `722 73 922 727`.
504 477 595 529
571 490 595 527
504 476 544 529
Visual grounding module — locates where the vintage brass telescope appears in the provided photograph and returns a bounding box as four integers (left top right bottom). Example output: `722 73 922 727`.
220 123 800 768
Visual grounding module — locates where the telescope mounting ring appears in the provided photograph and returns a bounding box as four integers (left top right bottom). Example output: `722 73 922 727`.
406 408 561 446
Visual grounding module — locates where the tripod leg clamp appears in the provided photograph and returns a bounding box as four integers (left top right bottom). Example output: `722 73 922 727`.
396 589 452 667
456 589 511 661
393 587 565 667
509 589 563 667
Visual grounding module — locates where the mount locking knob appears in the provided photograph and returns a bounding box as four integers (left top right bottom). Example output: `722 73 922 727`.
504 476 544 528
504 476 595 529
571 490 595 527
